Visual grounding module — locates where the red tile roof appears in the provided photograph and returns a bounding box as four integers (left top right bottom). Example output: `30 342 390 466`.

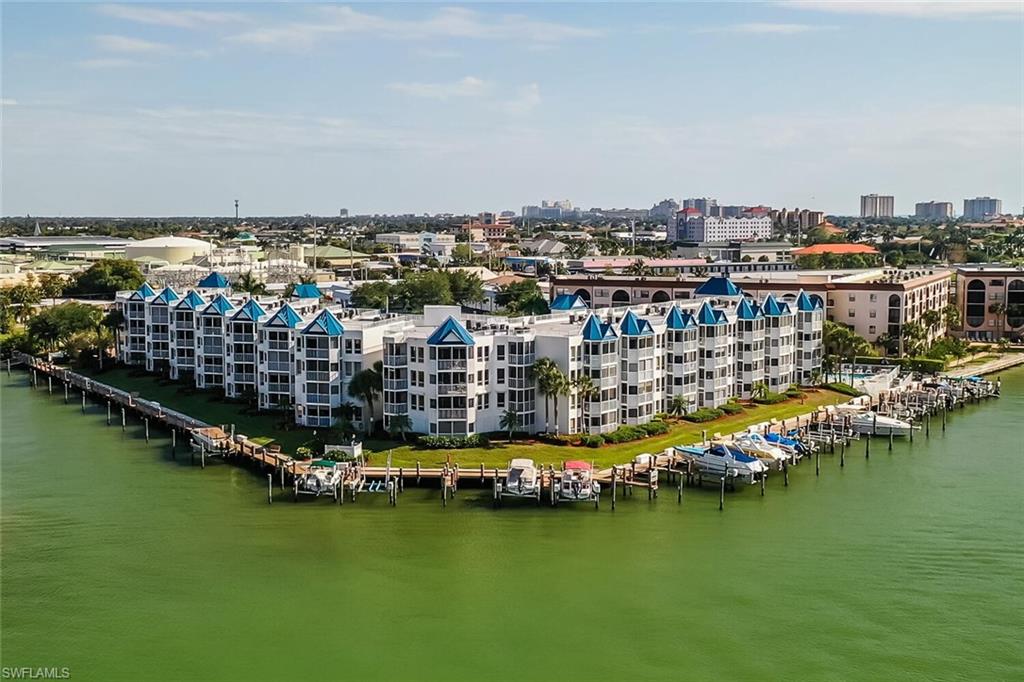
793 243 879 256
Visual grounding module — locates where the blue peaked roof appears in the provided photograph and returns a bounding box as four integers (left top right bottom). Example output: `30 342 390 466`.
176 290 205 310
302 309 345 336
202 293 234 316
293 283 321 299
266 303 302 328
694 275 743 297
581 314 618 341
137 282 156 298
736 298 763 321
760 293 790 316
666 306 696 330
152 286 179 305
619 310 654 336
232 298 267 322
696 301 726 325
796 290 824 311
550 294 589 311
197 271 229 288
426 316 475 345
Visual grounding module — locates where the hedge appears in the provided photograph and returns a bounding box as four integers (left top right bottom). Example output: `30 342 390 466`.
683 408 725 423
784 389 805 399
753 392 787 405
853 355 946 374
721 402 745 415
417 434 490 449
824 382 864 397
581 435 605 448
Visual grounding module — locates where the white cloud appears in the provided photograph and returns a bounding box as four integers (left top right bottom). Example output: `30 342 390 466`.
694 22 837 35
507 84 542 115
94 34 171 53
387 76 490 100
777 1 1022 19
1 98 17 106
228 5 601 49
96 4 247 29
76 57 140 69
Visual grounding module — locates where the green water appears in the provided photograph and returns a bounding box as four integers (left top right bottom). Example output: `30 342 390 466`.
2 371 1022 681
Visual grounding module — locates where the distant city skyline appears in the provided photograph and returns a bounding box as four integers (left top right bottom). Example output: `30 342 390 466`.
2 2 1021 217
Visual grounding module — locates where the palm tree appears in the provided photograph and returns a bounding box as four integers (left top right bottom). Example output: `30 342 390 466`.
572 374 598 434
499 407 521 443
921 309 941 337
387 414 412 442
668 393 691 417
751 381 770 401
530 357 558 432
625 260 650 277
548 369 571 435
233 270 267 296
988 302 1007 336
347 360 383 434
942 304 961 332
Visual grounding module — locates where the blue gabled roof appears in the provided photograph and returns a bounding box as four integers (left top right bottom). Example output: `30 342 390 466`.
153 286 179 305
665 306 696 330
736 298 763 320
137 282 156 298
176 290 205 310
293 283 321 299
619 309 654 336
197 271 229 288
694 275 742 297
265 303 302 329
302 309 345 337
232 298 267 322
426 316 474 346
201 293 234 316
550 294 588 311
696 301 725 325
796 290 824 312
760 293 789 317
581 314 618 341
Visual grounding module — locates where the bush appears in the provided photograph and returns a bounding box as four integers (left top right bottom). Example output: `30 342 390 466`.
581 435 605 448
784 389 805 399
721 402 745 415
853 355 946 374
683 408 724 423
417 434 489 449
753 391 787 405
638 420 670 436
604 425 644 444
824 382 864 397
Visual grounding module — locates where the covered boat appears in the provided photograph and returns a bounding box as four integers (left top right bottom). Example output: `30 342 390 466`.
557 460 600 507
501 458 540 502
294 459 344 501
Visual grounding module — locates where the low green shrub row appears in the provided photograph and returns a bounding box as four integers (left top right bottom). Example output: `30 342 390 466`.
753 392 788 405
853 355 946 374
784 389 805 399
581 435 605 448
824 382 864 397
683 408 725 423
721 402 745 415
602 420 671 444
417 434 490 449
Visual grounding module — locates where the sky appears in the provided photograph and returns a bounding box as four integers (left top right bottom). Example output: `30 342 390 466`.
2 1 1022 217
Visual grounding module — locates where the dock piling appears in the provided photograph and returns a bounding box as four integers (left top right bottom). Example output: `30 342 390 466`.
865 434 870 459
783 461 789 487
677 467 683 505
121 406 126 431
200 443 206 469
416 460 421 486
171 429 176 454
64 382 68 403
48 376 52 394
888 429 893 451
106 400 111 425
612 467 617 510
145 417 150 442
398 468 404 492
815 451 820 477
267 474 273 504
81 391 86 413
719 475 725 511
840 442 845 468
760 472 766 496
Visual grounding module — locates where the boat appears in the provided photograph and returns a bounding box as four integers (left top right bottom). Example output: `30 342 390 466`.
500 458 540 503
674 444 767 484
841 410 913 437
557 460 600 507
730 432 791 465
763 431 812 457
294 459 344 500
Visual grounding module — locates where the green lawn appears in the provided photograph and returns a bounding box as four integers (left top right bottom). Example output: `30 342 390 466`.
78 367 847 469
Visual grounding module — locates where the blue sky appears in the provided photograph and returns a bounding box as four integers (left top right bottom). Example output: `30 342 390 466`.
2 2 1021 217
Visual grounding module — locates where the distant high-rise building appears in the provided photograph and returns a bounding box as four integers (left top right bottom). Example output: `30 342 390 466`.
860 194 895 218
682 197 718 216
649 198 680 219
914 201 953 220
962 197 1002 220
339 208 349 217
669 214 771 242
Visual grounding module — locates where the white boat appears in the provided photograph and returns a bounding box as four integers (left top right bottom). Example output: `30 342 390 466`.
557 460 600 506
501 458 540 501
844 411 913 437
674 444 767 484
294 459 344 499
730 432 791 465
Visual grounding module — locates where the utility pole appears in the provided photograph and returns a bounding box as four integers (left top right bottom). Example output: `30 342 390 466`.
234 199 239 223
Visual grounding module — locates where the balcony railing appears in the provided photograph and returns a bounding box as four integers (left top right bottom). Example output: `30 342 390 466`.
151 332 170 342
384 354 408 366
234 373 255 384
233 333 255 343
510 402 535 413
202 343 224 354
507 377 532 389
266 361 292 372
127 343 145 352
234 353 256 363
384 378 408 390
438 408 468 419
305 393 331 405
305 371 331 382
509 353 535 365
305 349 329 359
598 399 618 412
437 384 467 395
384 403 409 415
436 359 467 370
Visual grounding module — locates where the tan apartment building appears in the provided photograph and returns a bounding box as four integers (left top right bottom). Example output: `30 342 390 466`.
552 267 952 346
953 265 1024 341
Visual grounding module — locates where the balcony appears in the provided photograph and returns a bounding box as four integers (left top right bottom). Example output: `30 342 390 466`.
509 353 535 365
202 343 224 355
305 371 331 382
384 354 408 366
437 383 467 395
436 359 467 370
507 377 532 389
438 408 468 420
305 393 331 405
305 349 329 359
266 361 291 372
510 401 535 413
268 341 291 351
598 399 618 413
384 403 409 415
234 353 256 363
151 332 170 342
233 333 255 343
127 343 145 353
234 373 256 384
384 378 408 390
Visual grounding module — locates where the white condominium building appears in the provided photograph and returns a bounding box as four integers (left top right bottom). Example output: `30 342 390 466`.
116 273 823 437
669 214 772 242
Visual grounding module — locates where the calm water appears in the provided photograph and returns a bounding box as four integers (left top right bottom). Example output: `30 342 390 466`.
2 370 1022 681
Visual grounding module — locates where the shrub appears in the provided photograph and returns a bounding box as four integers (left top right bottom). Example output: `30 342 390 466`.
581 435 605 448
683 408 724 423
753 391 788 405
824 382 864 397
784 389 805 399
721 402 745 415
417 434 489 449
853 355 946 374
638 421 670 436
604 426 644 444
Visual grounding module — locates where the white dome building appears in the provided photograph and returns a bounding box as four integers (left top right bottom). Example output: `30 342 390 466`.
124 236 213 265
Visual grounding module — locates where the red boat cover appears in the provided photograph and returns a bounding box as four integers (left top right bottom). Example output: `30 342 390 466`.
564 460 592 470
